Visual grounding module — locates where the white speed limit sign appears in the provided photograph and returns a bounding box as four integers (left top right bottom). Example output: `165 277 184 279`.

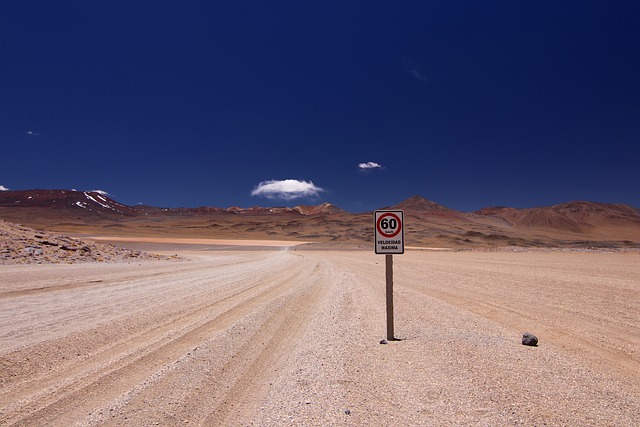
374 210 404 254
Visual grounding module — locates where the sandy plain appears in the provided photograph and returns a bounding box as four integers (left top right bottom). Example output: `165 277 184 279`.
1 238 639 426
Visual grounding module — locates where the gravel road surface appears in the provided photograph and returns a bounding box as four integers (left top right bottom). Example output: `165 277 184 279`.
1 249 639 426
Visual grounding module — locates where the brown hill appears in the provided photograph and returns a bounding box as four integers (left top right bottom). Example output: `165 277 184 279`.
388 195 468 220
387 195 455 213
554 201 640 226
475 202 640 240
476 206 588 233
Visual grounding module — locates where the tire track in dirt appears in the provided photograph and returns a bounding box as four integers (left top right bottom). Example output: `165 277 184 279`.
0 251 321 426
77 255 336 426
0 261 215 299
203 259 335 426
0 253 287 353
2 262 287 396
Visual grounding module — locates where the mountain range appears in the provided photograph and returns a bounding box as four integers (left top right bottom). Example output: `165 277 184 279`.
0 190 638 248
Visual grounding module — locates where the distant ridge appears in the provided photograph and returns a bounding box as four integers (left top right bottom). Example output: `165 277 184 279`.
0 190 344 217
0 189 137 216
475 201 640 233
0 189 638 247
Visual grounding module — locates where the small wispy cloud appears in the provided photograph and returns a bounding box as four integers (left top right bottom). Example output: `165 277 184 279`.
403 58 427 83
408 67 426 82
90 189 110 196
25 130 40 136
0 185 9 191
359 161 383 170
251 179 324 200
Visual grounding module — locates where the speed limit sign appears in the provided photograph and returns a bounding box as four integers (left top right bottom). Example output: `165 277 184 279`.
374 210 404 254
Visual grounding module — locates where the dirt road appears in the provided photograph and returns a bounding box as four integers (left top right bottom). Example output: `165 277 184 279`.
1 248 639 425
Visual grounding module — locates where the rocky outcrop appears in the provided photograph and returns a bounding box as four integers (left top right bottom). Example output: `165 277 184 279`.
0 219 181 265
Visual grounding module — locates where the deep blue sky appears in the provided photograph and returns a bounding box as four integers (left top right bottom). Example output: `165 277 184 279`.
2 2 639 212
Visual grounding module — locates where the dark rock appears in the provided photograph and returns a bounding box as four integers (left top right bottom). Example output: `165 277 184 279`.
522 332 538 346
379 339 388 345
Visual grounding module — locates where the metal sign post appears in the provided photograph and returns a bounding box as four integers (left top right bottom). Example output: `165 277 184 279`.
374 210 404 341
386 253 394 340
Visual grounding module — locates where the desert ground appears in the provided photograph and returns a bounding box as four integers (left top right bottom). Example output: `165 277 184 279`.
1 238 639 426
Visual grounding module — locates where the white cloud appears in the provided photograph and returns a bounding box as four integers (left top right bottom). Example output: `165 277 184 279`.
90 189 110 196
251 179 324 200
359 161 382 170
0 185 9 191
25 130 40 136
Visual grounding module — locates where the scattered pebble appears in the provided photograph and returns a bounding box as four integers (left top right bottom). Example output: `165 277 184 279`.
522 332 539 346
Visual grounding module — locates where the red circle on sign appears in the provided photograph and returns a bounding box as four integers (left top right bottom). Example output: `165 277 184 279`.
376 213 402 238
